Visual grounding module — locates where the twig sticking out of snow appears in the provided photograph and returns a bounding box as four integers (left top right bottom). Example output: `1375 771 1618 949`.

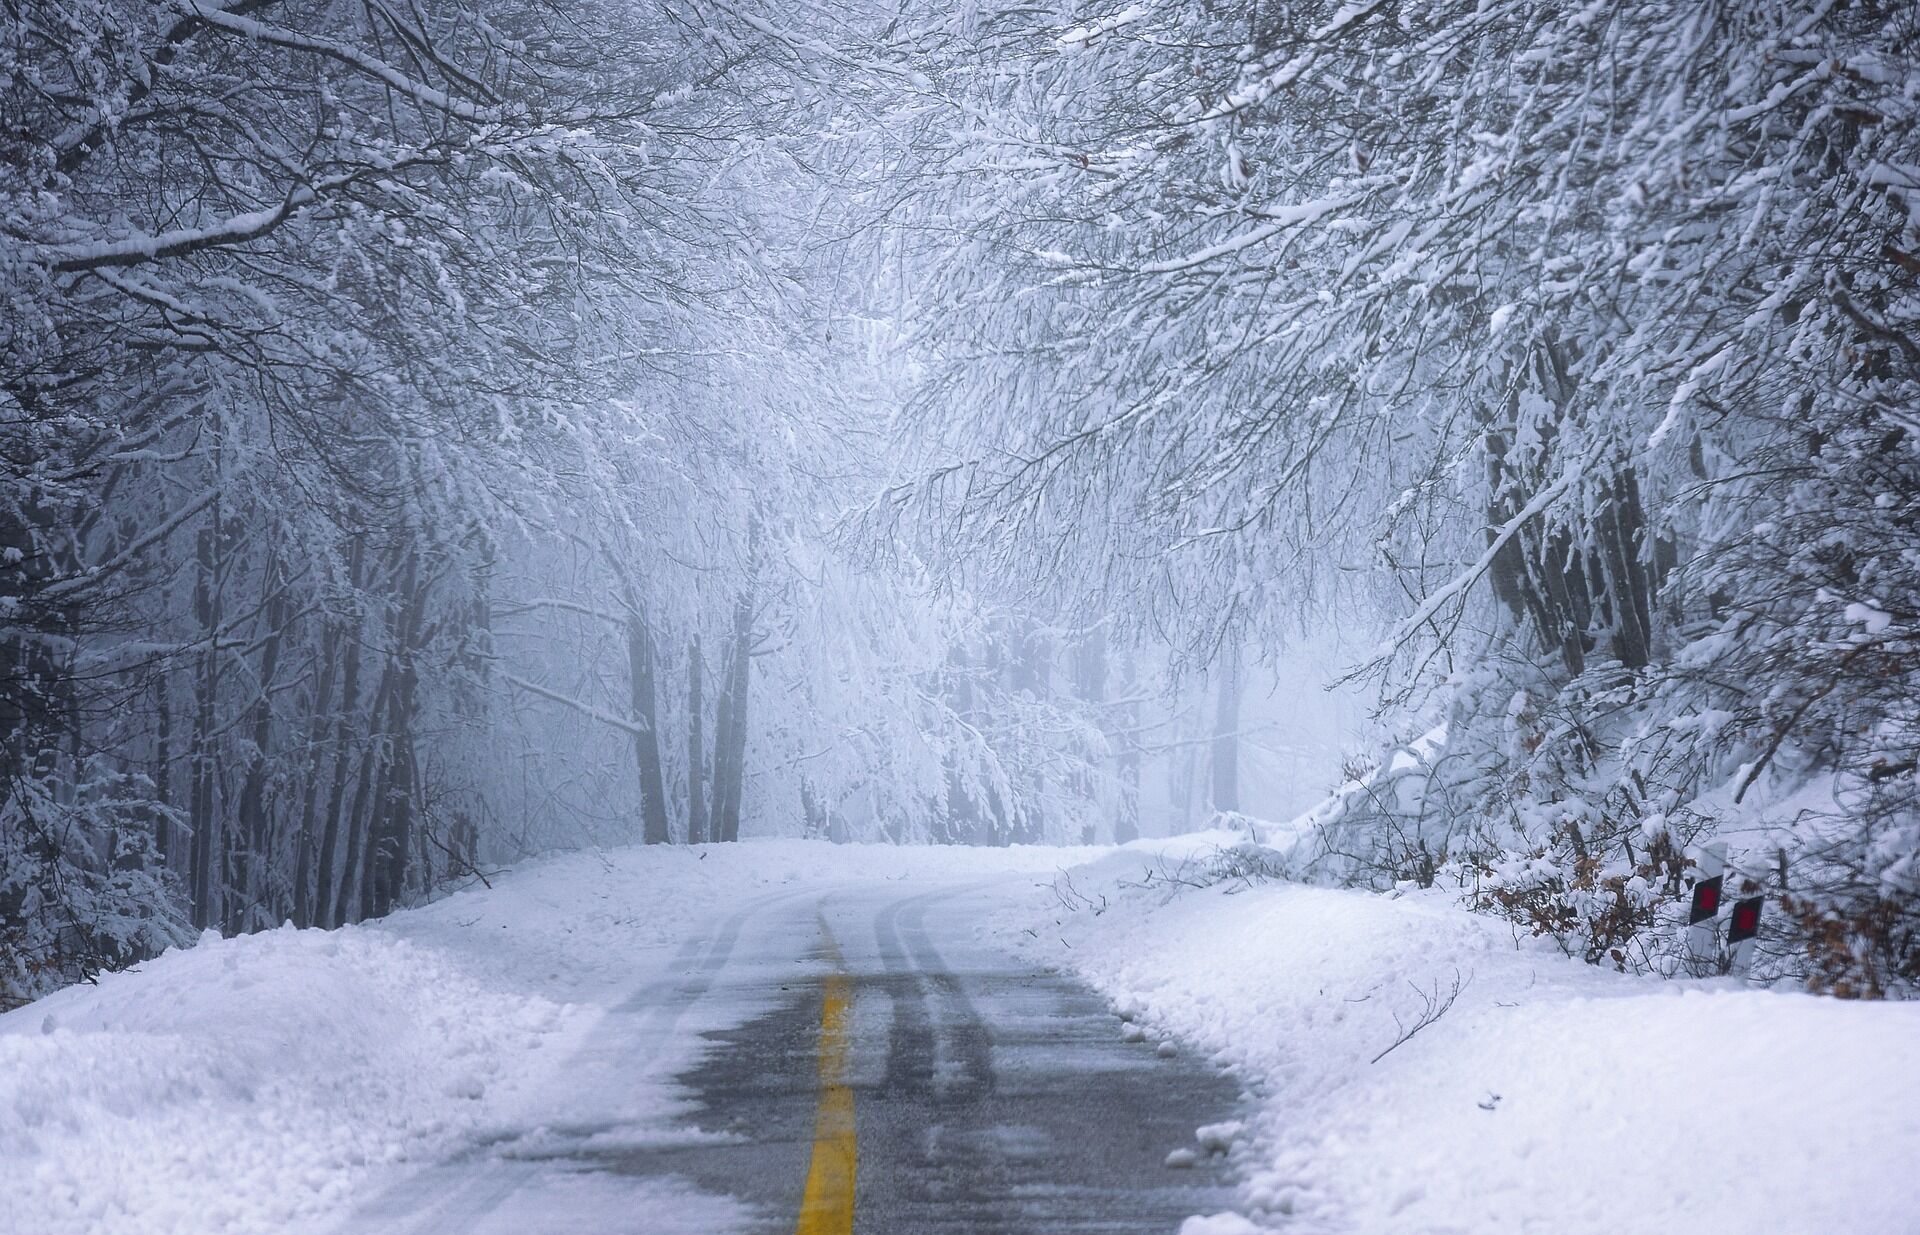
1370 968 1470 1065
1050 871 1109 914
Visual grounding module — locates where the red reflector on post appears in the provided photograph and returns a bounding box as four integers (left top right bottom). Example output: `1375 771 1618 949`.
1728 897 1763 944
1689 875 1724 925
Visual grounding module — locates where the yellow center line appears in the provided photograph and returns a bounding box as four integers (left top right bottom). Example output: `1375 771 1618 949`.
794 921 856 1235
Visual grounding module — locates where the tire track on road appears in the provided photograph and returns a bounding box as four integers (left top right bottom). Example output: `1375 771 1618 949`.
873 885 996 1106
343 885 819 1235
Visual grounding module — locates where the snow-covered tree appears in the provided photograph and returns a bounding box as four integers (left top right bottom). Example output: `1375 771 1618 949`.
860 0 1920 990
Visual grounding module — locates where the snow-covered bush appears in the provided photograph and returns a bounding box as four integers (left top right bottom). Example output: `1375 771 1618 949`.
1659 409 1920 996
0 763 188 1008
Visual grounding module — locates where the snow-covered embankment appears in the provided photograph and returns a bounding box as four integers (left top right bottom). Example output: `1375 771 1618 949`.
1015 836 1920 1235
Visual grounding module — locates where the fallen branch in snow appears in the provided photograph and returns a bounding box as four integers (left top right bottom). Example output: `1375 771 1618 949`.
1050 872 1109 915
1117 854 1210 894
1370 968 1470 1064
1118 845 1293 896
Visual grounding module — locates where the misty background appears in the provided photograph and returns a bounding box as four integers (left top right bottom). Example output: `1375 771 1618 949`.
4 0 1917 1004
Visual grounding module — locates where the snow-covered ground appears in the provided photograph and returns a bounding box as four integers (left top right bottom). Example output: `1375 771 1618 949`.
0 841 1090 1235
1012 834 1920 1235
6 836 1918 1235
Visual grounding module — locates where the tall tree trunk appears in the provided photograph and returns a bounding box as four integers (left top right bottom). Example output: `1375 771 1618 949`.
625 598 671 846
1483 338 1598 677
1597 469 1655 670
715 515 764 844
338 653 393 928
714 587 753 843
291 629 339 928
0 443 73 790
338 749 374 926
942 645 980 845
711 667 735 841
231 550 289 932
367 684 414 918
1073 624 1109 844
686 635 707 844
1023 622 1051 843
315 539 366 929
1210 645 1241 815
367 549 424 917
800 777 828 840
1172 738 1197 832
152 668 174 863
1114 652 1140 844
188 519 221 930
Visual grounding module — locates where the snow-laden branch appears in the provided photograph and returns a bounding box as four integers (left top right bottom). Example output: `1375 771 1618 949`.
1134 194 1364 274
498 671 649 739
47 153 446 272
51 0 273 174
1190 0 1386 121
1057 5 1146 48
172 1 506 123
1372 469 1579 659
493 597 628 627
43 488 220 599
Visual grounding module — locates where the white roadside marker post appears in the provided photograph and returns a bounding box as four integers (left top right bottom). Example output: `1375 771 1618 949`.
1727 895 1763 979
1686 841 1727 976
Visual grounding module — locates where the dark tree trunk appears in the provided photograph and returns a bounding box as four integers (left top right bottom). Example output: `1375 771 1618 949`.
315 539 366 929
686 635 707 844
1172 740 1197 831
1073 627 1105 700
337 653 393 928
625 600 671 846
1210 645 1241 815
713 588 753 843
1486 422 1586 678
1480 335 1669 682
1596 470 1656 670
1115 652 1140 845
367 690 414 918
801 777 827 839
0 455 73 789
942 644 983 845
1010 619 1049 844
290 630 338 929
153 668 174 863
1484 337 1591 677
711 667 735 841
1073 625 1117 843
188 520 221 930
367 550 424 917
232 551 289 932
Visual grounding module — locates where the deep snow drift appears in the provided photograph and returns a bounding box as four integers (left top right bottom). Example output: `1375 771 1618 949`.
4 837 1917 1235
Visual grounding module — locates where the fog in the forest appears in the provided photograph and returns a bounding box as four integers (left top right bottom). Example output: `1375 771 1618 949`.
5 0 1918 1007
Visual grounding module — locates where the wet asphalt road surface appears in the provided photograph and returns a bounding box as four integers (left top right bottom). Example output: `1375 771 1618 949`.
349 879 1246 1235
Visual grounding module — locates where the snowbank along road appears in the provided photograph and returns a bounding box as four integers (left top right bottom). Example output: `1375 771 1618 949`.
12 839 1918 1235
341 876 1241 1234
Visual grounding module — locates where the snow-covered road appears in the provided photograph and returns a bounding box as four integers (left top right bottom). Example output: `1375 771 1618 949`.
7 838 1919 1235
4 842 1251 1235
344 877 1241 1234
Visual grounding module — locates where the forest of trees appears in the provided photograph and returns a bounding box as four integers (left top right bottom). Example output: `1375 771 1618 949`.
4 0 1917 1002
873 0 1920 994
